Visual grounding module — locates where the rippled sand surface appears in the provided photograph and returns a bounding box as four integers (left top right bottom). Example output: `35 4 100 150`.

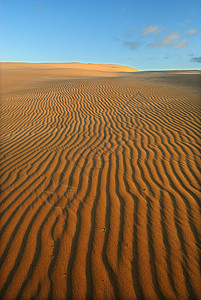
0 64 201 299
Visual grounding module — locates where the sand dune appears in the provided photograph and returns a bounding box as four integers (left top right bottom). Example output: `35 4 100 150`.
1 62 139 72
0 62 138 92
0 63 201 299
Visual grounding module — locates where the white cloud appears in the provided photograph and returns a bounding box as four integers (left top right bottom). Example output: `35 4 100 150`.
124 27 135 38
179 19 190 26
34 1 44 11
164 53 178 59
111 36 120 42
149 40 161 47
122 41 142 49
149 32 180 48
175 40 189 49
191 56 201 63
187 29 198 35
161 32 179 46
141 25 161 35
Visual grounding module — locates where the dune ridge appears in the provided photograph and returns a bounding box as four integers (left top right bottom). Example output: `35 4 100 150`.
0 64 201 299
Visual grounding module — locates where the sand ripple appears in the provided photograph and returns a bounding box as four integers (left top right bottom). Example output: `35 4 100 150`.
0 68 201 299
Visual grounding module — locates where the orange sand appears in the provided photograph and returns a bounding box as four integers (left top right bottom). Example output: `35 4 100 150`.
0 63 201 299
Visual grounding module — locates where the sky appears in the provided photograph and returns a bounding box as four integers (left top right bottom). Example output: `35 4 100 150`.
1 0 201 70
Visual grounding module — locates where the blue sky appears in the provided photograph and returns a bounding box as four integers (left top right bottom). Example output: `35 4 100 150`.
1 0 201 70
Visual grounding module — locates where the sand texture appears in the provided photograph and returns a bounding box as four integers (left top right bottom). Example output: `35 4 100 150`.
0 63 201 299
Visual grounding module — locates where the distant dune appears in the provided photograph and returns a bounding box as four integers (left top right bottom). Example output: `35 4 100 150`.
1 62 138 84
0 63 201 299
0 62 139 93
1 62 139 72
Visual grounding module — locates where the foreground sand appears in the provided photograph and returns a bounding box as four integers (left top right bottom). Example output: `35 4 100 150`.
0 63 201 299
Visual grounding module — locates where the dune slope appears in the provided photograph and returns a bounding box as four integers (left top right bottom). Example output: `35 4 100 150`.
0 64 201 299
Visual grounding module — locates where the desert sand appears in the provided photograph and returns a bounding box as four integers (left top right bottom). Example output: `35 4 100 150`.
0 63 201 299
